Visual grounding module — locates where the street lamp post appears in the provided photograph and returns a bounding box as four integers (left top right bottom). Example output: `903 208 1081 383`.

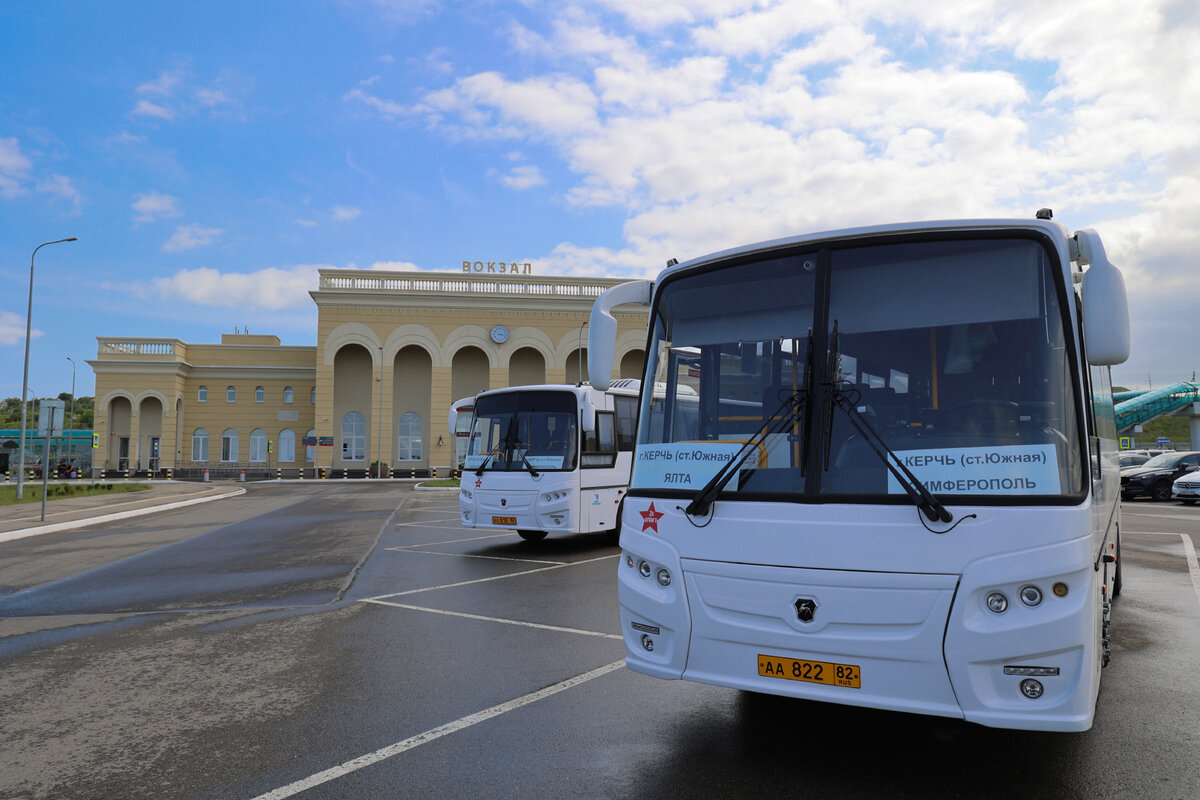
17 237 77 501
66 356 76 476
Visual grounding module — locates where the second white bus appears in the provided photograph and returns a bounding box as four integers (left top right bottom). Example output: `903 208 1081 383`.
456 382 641 542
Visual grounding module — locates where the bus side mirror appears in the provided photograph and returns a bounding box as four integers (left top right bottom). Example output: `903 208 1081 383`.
1075 229 1130 366
588 279 653 390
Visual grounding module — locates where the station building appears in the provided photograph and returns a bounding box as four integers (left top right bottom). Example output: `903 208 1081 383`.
87 269 649 476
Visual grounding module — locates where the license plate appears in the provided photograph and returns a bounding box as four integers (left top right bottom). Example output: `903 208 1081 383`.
758 653 861 689
492 516 517 525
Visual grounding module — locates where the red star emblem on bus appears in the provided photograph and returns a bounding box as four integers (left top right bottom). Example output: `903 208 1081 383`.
475 478 482 488
639 502 665 532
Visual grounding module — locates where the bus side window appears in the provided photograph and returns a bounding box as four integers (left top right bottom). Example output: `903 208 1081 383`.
583 411 617 467
615 396 637 451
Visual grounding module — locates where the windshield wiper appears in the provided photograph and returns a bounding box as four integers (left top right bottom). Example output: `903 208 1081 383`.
520 453 541 477
685 388 806 517
826 383 952 524
473 444 506 476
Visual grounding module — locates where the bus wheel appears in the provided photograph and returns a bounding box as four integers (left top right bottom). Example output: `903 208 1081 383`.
517 530 548 542
606 500 624 544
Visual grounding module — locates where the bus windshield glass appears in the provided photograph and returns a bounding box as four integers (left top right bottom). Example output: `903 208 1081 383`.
635 236 1084 502
465 390 579 472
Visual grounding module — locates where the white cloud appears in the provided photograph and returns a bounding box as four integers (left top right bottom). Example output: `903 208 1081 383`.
132 191 182 224
294 218 318 227
494 164 547 190
195 88 231 107
137 70 184 97
35 174 82 211
344 88 407 118
0 311 40 346
332 205 361 221
163 223 224 252
0 137 33 199
147 265 330 310
132 100 175 120
368 260 422 271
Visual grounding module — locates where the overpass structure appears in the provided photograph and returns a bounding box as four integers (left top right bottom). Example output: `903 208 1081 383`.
1113 382 1200 446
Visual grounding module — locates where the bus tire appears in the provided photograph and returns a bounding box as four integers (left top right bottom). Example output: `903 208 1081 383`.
517 529 548 542
607 500 624 545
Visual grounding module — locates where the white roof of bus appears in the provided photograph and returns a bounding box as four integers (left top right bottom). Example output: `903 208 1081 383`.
660 217 1071 278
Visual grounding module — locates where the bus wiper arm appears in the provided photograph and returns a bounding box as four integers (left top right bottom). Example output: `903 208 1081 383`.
826 386 952 524
520 454 540 477
474 444 505 476
685 389 806 518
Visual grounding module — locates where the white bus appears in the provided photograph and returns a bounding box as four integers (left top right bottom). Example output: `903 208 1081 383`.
455 382 642 542
588 216 1129 731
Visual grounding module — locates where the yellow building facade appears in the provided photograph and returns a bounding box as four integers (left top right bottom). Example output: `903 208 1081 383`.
88 269 649 476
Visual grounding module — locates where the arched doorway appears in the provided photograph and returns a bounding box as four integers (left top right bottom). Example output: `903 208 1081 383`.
451 346 490 402
333 344 374 468
620 349 645 380
394 345 432 469
508 347 546 387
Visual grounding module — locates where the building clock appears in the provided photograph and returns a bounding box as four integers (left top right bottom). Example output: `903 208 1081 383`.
490 325 509 344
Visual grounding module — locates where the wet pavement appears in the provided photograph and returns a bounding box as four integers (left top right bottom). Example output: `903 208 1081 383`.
0 484 1197 799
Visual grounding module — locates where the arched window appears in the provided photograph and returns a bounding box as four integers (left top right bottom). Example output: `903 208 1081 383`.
221 429 239 461
305 428 316 463
396 412 423 461
278 429 295 462
255 386 265 403
226 385 237 403
249 429 267 462
342 412 366 461
192 428 209 461
197 385 208 403
283 386 294 404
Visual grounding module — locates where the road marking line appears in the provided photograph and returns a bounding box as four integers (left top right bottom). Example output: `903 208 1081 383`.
361 599 623 639
394 533 513 547
393 517 463 527
363 554 618 601
248 660 626 800
1125 531 1200 614
383 548 560 565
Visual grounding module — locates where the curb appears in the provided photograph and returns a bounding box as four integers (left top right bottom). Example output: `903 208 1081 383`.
0 487 247 545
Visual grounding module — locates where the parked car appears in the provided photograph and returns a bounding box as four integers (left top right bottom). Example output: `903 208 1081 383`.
1121 451 1200 501
1119 449 1169 474
1119 452 1152 469
1172 470 1200 504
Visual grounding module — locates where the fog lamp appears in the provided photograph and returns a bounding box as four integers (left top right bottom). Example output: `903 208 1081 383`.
1052 582 1069 597
1019 585 1043 607
986 592 1009 613
1020 679 1044 699
641 634 655 652
656 568 671 587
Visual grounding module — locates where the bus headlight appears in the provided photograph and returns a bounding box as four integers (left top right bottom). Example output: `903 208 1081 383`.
656 568 671 587
986 592 1009 613
638 560 652 578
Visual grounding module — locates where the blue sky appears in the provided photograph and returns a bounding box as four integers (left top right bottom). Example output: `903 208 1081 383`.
3 0 1198 403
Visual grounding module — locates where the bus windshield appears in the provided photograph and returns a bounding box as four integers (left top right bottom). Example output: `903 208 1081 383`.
465 390 579 472
636 236 1084 502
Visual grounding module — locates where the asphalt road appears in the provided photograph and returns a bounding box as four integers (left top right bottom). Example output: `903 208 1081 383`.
0 484 1197 799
